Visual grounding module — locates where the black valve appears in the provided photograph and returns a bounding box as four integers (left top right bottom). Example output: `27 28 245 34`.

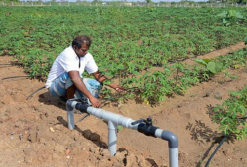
132 117 158 137
75 102 89 113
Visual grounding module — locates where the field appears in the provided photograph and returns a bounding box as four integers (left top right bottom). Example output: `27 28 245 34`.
0 5 247 167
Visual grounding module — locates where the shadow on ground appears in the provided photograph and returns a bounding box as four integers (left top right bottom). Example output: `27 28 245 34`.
57 116 107 148
38 92 66 110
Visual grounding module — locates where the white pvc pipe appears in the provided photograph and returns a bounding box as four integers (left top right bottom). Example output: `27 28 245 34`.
66 100 178 167
67 109 74 130
86 107 138 130
66 100 78 130
108 121 117 156
170 148 178 167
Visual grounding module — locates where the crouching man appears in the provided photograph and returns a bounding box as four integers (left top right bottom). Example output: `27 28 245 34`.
45 35 124 108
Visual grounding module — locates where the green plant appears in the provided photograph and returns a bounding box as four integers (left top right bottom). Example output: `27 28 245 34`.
217 49 247 69
194 58 224 74
139 70 173 104
1 6 247 104
217 9 244 26
212 85 247 140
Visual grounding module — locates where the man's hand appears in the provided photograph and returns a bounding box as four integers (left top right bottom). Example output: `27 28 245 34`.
89 96 101 108
114 85 125 92
92 71 125 92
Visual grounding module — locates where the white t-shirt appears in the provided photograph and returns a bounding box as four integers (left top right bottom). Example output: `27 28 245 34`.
45 46 98 88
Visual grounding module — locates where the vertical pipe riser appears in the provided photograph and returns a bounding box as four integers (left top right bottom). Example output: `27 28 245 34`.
66 100 77 130
108 121 117 156
169 148 178 167
161 131 179 167
67 110 74 130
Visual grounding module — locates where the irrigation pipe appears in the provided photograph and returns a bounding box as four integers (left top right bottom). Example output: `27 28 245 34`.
1 70 139 102
1 76 29 80
66 100 179 167
204 117 247 167
26 86 46 100
0 63 12 65
77 87 140 122
204 135 229 167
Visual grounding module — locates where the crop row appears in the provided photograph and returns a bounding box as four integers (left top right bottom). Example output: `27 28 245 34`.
117 48 247 104
0 6 246 102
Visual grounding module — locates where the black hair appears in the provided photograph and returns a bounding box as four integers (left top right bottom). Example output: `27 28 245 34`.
72 35 92 48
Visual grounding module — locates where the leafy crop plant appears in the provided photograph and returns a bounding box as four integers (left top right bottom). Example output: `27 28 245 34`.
212 85 247 140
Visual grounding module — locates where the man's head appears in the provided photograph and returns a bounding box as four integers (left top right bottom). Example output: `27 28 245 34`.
72 35 92 57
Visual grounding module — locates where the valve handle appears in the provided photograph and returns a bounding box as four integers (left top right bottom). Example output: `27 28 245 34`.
146 117 153 126
131 117 153 126
131 118 145 125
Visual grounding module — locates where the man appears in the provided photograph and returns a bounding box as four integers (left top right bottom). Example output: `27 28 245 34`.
45 35 124 108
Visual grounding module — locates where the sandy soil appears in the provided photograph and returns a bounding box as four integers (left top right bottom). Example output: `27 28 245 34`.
0 42 246 167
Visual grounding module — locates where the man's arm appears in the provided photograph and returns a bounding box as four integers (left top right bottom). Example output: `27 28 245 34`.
69 71 101 108
92 71 125 92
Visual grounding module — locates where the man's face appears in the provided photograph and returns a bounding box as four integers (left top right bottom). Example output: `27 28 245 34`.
74 43 89 57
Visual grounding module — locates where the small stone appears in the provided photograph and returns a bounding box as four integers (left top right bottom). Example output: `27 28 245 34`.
19 134 23 140
65 148 70 155
45 113 49 118
214 92 222 100
27 132 37 143
50 127 55 132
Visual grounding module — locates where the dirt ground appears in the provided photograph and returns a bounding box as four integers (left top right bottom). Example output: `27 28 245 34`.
0 42 246 167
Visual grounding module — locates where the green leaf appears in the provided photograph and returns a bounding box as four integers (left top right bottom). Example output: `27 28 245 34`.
132 71 140 75
194 59 207 66
104 79 111 85
217 11 228 17
207 61 216 73
117 125 124 131
244 36 247 45
215 61 224 73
